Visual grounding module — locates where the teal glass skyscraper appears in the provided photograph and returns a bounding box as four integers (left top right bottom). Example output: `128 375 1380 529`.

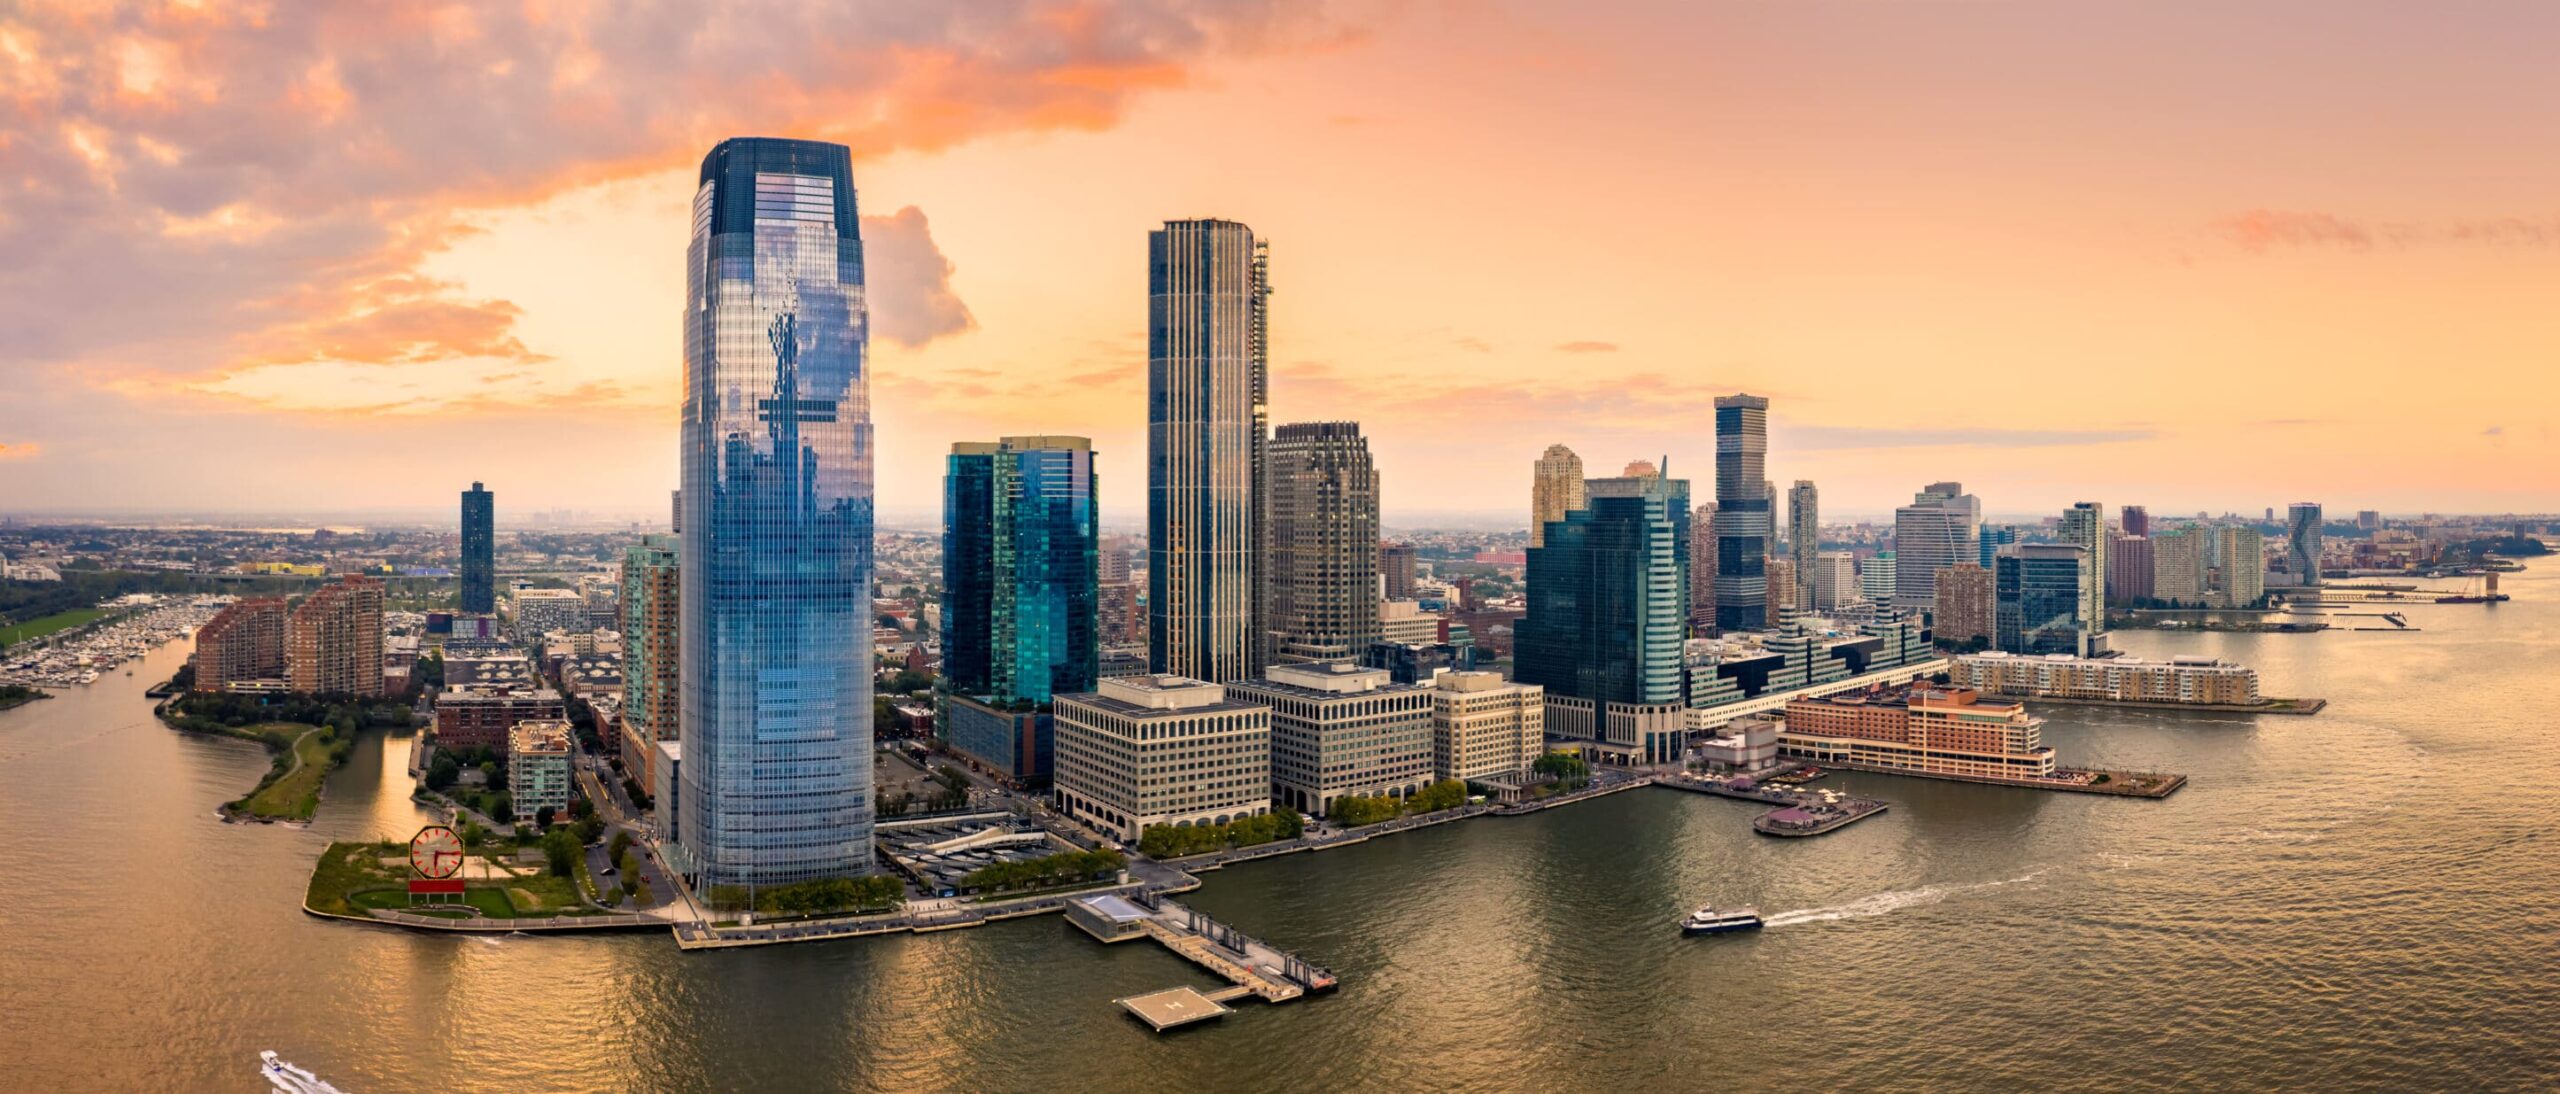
677 138 874 887
1996 544 2086 656
460 482 493 614
942 437 1100 703
1517 468 1692 706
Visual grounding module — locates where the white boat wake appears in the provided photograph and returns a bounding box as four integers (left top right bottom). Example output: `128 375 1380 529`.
261 1050 348 1093
1763 870 2048 928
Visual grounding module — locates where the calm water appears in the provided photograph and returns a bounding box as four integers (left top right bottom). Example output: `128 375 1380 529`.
5 574 2558 1092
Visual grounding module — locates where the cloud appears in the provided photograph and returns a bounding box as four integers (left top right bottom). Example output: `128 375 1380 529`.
2214 210 2376 252
1782 426 2159 450
1554 341 1619 353
0 442 40 460
2214 209 2560 253
0 1 1330 405
1454 336 1493 354
861 206 977 348
2483 425 2506 436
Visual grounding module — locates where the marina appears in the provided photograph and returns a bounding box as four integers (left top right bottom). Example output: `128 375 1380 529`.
0 595 230 690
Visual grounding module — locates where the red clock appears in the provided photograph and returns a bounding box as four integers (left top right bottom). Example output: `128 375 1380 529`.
409 825 465 880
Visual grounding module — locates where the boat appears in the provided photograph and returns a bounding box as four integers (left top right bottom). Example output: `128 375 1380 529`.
260 1050 348 1094
1682 903 1764 936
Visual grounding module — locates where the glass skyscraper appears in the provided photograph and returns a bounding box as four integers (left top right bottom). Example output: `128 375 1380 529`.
1148 219 1268 682
1713 394 1769 633
943 437 1100 703
1518 469 1692 706
460 482 494 614
2287 502 2324 587
677 137 874 888
1996 544 2087 656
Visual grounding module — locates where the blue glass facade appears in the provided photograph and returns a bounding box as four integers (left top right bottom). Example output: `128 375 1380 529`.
942 437 1099 704
1979 525 2018 568
1517 473 1692 705
460 482 494 614
1148 219 1266 682
677 138 874 887
1713 395 1769 633
1996 544 2085 656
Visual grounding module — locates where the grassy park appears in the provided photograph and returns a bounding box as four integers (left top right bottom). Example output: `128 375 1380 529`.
232 726 337 821
0 606 108 646
306 841 601 920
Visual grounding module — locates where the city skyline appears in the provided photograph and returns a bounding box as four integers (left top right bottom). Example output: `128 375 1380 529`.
7 3 2560 520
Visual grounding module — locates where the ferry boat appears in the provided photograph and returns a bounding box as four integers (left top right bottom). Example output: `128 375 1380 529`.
260 1051 347 1094
1682 903 1764 936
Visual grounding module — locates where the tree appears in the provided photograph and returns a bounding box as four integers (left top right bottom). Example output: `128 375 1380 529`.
617 850 638 878
425 752 461 792
575 814 606 845
542 827 580 877
608 830 633 862
535 805 557 829
631 877 654 907
489 794 514 825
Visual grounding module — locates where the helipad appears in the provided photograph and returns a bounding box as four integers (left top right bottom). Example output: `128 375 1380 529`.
1114 986 1235 1031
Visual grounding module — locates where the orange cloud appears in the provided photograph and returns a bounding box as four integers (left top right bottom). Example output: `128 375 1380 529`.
0 441 39 459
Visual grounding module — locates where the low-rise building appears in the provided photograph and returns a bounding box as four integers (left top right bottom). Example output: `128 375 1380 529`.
1229 663 1435 816
1053 676 1273 841
1780 686 2055 779
508 720 576 818
1949 652 2261 705
1429 671 1543 786
1694 716 1780 773
944 694 1053 786
433 684 567 757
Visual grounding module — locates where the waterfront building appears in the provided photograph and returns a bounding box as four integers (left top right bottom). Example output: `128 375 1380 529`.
943 436 1100 703
1380 542 1418 600
2217 526 2266 608
1531 444 1589 550
1977 524 2017 569
1811 552 1857 610
287 575 384 696
2121 505 2150 538
461 482 495 615
2287 502 2324 587
1266 422 1380 664
944 695 1053 786
508 720 575 819
1861 552 1897 603
432 683 565 756
508 588 587 652
2153 526 2210 605
2061 502 2109 640
1760 620 1851 693
1688 502 1718 627
1695 717 1780 773
1230 663 1433 816
678 137 877 887
191 597 287 692
618 535 679 794
1933 563 1995 645
1995 544 2088 656
1518 467 1690 764
1378 598 1441 646
1150 218 1269 683
2109 534 2153 605
1787 480 1819 610
1950 652 2261 706
1896 482 1981 610
1052 675 1274 840
1429 671 1544 786
1713 394 1771 633
1764 556 1797 626
1780 686 2055 779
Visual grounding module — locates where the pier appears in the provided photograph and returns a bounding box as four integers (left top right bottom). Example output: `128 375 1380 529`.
1653 774 1889 837
1069 892 1336 1031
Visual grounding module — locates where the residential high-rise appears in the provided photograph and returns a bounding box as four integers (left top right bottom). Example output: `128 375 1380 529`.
2109 534 2154 605
2217 525 2266 608
1787 480 1819 611
619 535 680 793
2153 526 2210 605
2287 503 2324 587
1995 544 2086 656
460 482 494 614
1052 675 1273 840
2120 505 2151 538
943 436 1100 704
1687 502 1718 627
287 575 384 696
2356 510 2381 531
1149 218 1268 683
1231 663 1433 815
2060 502 2108 639
1713 394 1771 633
1531 444 1587 549
1764 556 1797 626
191 597 288 692
1380 542 1417 600
1933 562 1994 645
1517 468 1690 764
1811 551 1857 610
678 137 875 887
1266 422 1380 664
1896 482 1981 611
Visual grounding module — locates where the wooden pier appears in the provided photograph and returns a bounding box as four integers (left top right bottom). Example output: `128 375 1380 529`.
1071 892 1335 1031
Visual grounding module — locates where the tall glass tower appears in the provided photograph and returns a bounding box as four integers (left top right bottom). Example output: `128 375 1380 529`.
1517 468 1691 706
1148 219 1268 682
2286 502 2324 587
1713 394 1770 633
943 437 1100 703
1787 480 1819 614
677 137 874 887
459 482 494 614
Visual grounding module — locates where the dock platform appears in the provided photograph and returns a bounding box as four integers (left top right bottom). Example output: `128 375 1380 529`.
1074 893 1336 1030
1115 986 1235 1031
1654 775 1891 838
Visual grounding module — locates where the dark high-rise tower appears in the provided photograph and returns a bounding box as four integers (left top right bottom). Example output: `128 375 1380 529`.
676 137 874 887
942 437 1100 703
1713 394 1770 632
1267 421 1379 664
460 482 494 614
1148 219 1268 682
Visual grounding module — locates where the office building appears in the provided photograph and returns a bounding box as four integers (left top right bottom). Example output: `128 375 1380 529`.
1380 542 1418 600
1897 483 1981 610
1429 671 1544 786
1266 422 1380 664
508 720 576 819
1786 480 1819 610
1862 552 1897 603
1933 563 1995 645
619 535 679 792
677 137 877 886
1780 686 2055 780
2109 534 2153 604
287 575 384 696
2217 526 2266 608
1688 502 1718 626
1995 544 2087 656
1053 675 1274 841
191 597 287 692
2060 502 2108 638
432 683 566 756
1811 552 1858 610
1150 218 1269 683
1231 663 1433 815
2120 505 2150 538
1765 556 1797 626
1519 468 1690 763
944 695 1054 786
943 436 1101 704
2287 503 2324 587
2153 526 2210 605
1978 524 2017 569
1951 652 2260 706
1713 395 1771 632
2356 510 2381 531
461 482 494 615
1531 444 1587 549
1364 639 1479 684
1378 598 1441 646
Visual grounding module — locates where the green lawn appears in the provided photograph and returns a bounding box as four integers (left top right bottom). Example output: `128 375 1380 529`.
0 607 108 646
310 842 602 920
233 726 336 821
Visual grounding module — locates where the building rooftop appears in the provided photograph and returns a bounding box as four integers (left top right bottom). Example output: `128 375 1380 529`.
1256 662 1394 694
509 720 573 756
1075 676 1263 716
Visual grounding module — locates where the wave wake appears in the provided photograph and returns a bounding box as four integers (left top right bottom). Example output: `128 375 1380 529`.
1763 870 2047 928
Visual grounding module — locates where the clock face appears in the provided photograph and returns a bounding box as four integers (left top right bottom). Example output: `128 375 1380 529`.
410 825 465 879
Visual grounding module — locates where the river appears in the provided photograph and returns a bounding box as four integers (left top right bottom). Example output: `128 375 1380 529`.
3 572 2555 1092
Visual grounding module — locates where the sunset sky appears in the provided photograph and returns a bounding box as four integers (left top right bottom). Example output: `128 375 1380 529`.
4 1 2557 525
